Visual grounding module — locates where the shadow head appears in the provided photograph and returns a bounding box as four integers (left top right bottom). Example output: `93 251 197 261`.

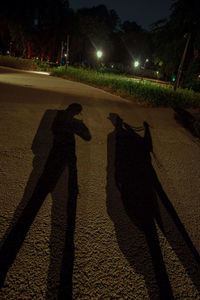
65 103 82 117
108 113 123 128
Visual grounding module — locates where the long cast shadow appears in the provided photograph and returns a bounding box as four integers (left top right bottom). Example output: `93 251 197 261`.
0 103 91 299
106 113 200 299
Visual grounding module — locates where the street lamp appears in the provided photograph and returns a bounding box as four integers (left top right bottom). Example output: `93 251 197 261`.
134 61 139 68
96 50 103 59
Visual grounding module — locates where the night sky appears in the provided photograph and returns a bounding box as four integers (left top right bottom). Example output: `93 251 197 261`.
70 0 172 30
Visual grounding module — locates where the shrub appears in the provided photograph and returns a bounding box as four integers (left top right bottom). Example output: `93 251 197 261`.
51 66 200 108
0 55 40 70
0 55 59 71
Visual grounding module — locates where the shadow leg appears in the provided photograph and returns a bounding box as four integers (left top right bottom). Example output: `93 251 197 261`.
144 222 174 300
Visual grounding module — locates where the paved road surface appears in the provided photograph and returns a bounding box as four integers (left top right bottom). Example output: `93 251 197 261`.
0 66 200 299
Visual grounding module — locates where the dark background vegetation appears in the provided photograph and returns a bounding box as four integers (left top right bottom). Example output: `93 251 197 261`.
0 0 200 89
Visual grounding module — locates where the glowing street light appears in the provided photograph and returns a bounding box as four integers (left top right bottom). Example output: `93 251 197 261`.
134 61 139 68
96 50 103 59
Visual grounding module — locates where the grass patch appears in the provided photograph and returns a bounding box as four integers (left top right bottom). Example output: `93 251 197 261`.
0 55 58 71
51 66 200 108
0 55 40 70
0 57 199 108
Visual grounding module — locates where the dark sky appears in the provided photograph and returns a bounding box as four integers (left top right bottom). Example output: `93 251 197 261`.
69 0 172 30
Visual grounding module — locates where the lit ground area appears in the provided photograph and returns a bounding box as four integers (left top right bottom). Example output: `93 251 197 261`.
0 66 199 299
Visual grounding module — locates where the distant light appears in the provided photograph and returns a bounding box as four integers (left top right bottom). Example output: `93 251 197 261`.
111 65 114 68
172 75 176 82
6 50 10 54
64 53 67 57
145 58 149 62
156 71 159 75
134 61 139 67
97 50 103 58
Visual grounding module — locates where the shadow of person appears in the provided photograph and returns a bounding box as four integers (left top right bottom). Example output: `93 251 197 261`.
106 113 200 299
0 103 91 299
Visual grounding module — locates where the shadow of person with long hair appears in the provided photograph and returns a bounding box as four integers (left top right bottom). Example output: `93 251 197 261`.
106 113 200 299
0 103 91 299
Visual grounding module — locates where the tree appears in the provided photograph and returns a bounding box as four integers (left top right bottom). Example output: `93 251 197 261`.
151 0 200 83
117 21 152 68
0 0 71 60
69 5 120 65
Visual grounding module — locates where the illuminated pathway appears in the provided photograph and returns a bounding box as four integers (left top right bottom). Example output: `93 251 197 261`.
0 66 199 299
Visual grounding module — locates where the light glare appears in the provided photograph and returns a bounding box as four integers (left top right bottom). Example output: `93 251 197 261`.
134 61 139 67
97 50 103 58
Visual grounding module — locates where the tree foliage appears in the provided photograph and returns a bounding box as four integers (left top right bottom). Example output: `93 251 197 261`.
69 5 120 65
0 0 71 59
151 0 200 84
0 0 199 89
